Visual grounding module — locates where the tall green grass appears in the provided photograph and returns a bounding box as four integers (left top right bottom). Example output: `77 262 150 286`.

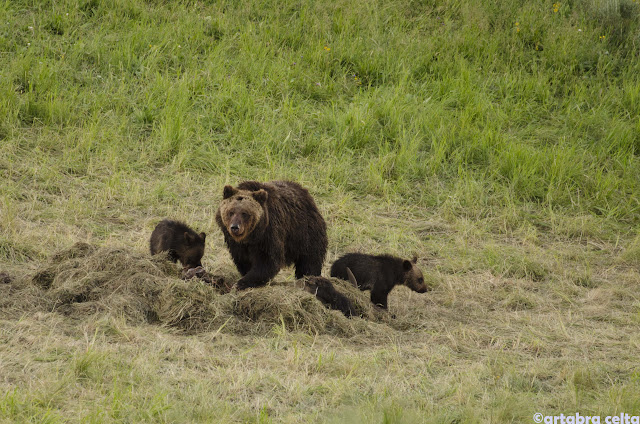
1 0 639 231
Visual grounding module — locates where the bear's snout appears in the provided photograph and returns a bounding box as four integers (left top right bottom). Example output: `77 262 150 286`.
228 220 246 240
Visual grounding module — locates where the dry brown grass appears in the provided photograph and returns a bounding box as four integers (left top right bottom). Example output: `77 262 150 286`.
2 242 389 338
1 234 639 422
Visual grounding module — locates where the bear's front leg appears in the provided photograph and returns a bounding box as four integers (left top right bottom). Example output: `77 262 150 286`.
227 243 252 276
370 284 389 309
236 259 281 290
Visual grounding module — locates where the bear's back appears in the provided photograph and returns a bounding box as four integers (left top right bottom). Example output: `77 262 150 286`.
331 253 405 291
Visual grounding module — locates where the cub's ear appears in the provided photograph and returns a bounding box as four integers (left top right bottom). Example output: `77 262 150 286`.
252 189 268 204
403 260 413 271
200 232 206 241
412 255 418 264
223 185 237 199
184 232 196 244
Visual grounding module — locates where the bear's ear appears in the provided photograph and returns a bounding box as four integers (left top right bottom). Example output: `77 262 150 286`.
252 189 268 205
412 255 418 264
184 232 196 244
223 185 237 199
403 260 413 271
200 232 206 241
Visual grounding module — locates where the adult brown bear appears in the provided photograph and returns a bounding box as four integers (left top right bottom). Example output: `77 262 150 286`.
216 180 327 290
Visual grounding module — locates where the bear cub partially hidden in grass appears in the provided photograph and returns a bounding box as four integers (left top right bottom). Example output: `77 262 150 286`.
304 270 359 318
330 253 427 309
216 180 327 290
150 219 206 269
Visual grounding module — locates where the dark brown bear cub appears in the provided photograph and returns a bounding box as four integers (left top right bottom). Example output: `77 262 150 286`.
216 180 327 290
150 219 206 269
304 276 357 318
330 253 427 309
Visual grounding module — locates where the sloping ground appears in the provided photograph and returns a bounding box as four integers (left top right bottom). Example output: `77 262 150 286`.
0 243 390 337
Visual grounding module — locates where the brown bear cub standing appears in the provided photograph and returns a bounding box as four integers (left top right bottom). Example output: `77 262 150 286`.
216 180 327 290
330 253 427 309
150 219 206 269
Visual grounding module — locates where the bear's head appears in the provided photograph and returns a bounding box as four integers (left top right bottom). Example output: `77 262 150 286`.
402 256 428 293
218 185 268 243
178 231 206 269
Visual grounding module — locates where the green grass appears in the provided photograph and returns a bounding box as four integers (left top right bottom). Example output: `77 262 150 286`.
2 0 639 224
1 0 640 422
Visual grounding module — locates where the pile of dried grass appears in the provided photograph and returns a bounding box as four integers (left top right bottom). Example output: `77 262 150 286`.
0 243 391 337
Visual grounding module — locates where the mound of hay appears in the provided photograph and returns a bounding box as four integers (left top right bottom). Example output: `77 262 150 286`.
181 266 233 292
1 243 392 337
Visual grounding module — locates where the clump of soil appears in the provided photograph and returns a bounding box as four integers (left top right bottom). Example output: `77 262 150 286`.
181 266 233 292
0 272 11 284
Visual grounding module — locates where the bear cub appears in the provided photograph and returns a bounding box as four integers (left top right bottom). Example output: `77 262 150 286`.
216 180 327 290
304 276 357 318
330 253 427 309
150 219 206 269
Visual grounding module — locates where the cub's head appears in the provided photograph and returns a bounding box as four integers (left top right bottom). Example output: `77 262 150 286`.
179 231 206 269
218 185 268 242
402 256 428 293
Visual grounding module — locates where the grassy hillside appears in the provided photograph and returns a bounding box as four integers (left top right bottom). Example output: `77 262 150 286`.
1 0 640 422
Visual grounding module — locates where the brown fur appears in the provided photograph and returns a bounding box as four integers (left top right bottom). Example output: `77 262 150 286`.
304 277 357 318
330 253 428 309
149 219 206 269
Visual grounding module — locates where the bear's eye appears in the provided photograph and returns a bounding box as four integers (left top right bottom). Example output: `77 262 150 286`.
418 278 424 283
241 212 249 219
